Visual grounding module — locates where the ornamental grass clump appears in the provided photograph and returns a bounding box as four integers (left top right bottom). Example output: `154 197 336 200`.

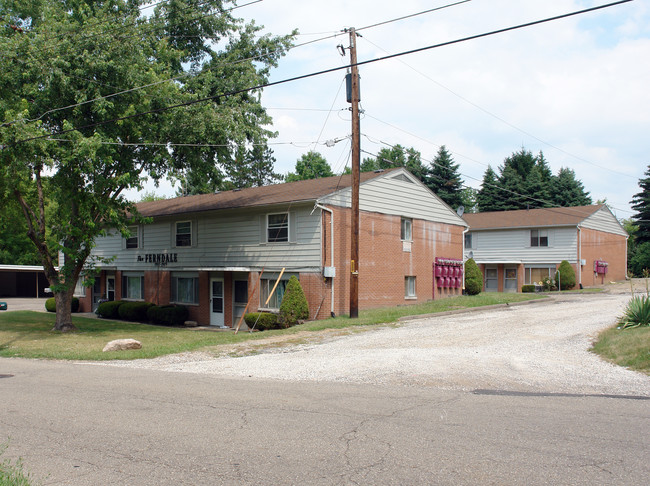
618 294 650 329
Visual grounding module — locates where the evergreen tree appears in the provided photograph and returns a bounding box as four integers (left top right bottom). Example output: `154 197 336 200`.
550 168 592 207
498 164 527 210
285 151 334 182
427 146 464 209
361 145 428 183
476 166 501 212
631 165 650 245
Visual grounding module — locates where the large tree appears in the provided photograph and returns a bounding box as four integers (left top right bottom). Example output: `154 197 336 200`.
0 0 294 331
285 151 334 182
550 167 592 207
476 165 502 212
630 164 650 245
426 145 464 210
361 145 428 182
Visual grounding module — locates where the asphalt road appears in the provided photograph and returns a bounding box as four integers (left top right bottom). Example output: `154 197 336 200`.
1 358 648 485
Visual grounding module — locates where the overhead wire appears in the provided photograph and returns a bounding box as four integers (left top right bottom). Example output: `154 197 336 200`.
9 0 632 147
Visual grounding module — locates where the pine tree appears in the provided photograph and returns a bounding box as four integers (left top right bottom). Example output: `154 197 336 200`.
427 146 464 209
361 145 428 183
477 166 501 212
550 168 592 207
630 165 650 245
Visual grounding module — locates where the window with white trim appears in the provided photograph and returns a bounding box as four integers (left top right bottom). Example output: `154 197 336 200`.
400 217 412 241
525 266 555 285
121 273 144 300
175 221 192 247
171 273 199 304
530 229 548 247
464 232 473 249
259 278 288 309
74 277 87 297
405 276 416 298
267 213 289 243
125 225 139 249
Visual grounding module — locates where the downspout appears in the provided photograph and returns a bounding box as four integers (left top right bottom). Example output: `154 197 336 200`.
462 226 469 292
577 225 582 289
313 203 335 316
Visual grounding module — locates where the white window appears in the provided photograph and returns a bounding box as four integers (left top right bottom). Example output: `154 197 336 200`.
267 213 289 243
125 225 139 249
525 266 555 285
74 277 87 297
405 276 416 298
171 273 199 304
530 229 548 247
175 221 192 247
259 278 288 309
464 233 473 249
121 273 144 300
400 218 412 241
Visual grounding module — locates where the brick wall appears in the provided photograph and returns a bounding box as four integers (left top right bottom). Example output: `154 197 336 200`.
579 228 627 286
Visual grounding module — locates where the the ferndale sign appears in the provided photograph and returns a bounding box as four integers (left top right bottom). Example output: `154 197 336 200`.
137 253 178 264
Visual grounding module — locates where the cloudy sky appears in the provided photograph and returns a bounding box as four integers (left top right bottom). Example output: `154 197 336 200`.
142 0 650 219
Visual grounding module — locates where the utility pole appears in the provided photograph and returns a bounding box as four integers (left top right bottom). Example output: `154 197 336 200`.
347 27 360 319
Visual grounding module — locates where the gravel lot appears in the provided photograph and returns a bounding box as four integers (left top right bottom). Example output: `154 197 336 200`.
99 290 650 396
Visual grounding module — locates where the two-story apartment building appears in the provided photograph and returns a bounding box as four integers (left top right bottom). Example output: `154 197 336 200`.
462 205 628 292
81 168 468 326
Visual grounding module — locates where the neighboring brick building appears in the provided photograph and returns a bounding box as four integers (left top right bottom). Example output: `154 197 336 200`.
82 168 468 326
462 205 628 292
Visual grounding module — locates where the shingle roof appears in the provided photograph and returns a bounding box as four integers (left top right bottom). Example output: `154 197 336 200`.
462 205 604 230
135 168 400 218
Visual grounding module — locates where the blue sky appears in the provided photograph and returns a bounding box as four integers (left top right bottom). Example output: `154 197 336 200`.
135 0 649 219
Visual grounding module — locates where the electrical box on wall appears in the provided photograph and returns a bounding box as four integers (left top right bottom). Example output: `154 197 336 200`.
323 266 336 278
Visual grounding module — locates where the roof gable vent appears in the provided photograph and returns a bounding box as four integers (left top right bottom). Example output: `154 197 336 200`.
391 173 413 183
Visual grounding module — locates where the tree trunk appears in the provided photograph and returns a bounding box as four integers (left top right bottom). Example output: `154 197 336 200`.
53 290 77 332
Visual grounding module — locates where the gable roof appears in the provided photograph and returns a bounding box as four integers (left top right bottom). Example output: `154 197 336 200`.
463 205 604 230
135 168 401 218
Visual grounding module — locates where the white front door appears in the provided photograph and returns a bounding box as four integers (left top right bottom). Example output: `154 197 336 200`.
210 278 225 327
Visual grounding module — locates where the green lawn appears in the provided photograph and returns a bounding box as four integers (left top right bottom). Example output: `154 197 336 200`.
0 293 543 361
591 325 650 375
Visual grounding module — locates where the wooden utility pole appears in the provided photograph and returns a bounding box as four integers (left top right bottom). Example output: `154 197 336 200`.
348 27 360 319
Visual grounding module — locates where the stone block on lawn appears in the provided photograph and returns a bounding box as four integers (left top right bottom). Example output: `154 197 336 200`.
102 339 142 352
184 320 199 327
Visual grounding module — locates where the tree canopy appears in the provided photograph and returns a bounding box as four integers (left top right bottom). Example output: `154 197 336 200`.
285 151 334 182
476 149 592 212
427 146 464 210
0 0 294 330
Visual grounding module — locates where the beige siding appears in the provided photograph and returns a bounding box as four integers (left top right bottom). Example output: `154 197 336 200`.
319 170 467 227
465 227 578 264
581 207 628 236
91 203 321 272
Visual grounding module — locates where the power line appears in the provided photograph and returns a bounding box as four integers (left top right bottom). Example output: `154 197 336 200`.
360 34 637 181
356 0 472 32
8 0 632 147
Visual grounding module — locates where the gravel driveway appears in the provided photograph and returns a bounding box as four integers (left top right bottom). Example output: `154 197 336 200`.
101 291 650 396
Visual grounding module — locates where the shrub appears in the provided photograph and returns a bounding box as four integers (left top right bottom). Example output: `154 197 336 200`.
147 304 189 327
45 296 80 313
542 276 556 291
556 260 576 290
464 258 483 296
522 284 536 293
244 312 278 331
279 275 309 327
118 301 154 322
96 300 124 319
618 295 650 329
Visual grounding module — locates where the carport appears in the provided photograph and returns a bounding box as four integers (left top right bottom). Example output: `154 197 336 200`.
0 265 53 298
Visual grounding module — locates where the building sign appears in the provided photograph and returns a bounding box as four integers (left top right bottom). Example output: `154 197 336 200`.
137 253 178 265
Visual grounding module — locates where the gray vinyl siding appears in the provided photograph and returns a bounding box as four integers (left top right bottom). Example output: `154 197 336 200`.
465 227 578 264
92 203 321 272
581 207 628 236
319 170 467 227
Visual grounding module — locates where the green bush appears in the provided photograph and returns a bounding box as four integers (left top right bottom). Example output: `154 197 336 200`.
45 296 80 313
96 300 124 319
244 312 278 331
618 295 650 329
522 284 536 293
279 275 309 327
464 258 483 296
556 260 576 290
147 304 189 327
118 301 154 322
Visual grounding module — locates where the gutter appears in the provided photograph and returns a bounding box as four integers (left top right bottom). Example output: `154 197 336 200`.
578 225 582 288
313 203 335 316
